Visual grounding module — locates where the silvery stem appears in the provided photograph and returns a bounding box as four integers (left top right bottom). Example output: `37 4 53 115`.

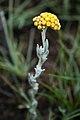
27 28 49 120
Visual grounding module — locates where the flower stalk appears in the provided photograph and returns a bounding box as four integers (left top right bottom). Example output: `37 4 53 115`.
28 28 49 120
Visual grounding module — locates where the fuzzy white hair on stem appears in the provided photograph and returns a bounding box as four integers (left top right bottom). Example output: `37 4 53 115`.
27 28 49 120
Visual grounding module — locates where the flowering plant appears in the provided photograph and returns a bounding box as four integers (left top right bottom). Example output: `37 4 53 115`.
28 12 61 120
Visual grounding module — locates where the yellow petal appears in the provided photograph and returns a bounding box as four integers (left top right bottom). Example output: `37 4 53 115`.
50 17 55 23
33 17 37 22
42 20 46 25
54 26 58 30
46 22 51 27
34 22 38 26
37 25 42 30
45 16 50 21
51 23 55 28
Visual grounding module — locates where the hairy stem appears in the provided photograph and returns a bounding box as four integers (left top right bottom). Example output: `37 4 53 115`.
27 29 49 120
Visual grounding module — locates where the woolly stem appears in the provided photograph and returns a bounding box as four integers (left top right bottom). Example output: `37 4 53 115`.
27 28 49 120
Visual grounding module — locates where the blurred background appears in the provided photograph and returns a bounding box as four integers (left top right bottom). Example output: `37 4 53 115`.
0 0 80 120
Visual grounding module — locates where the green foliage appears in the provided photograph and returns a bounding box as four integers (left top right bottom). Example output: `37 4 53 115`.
39 22 80 119
0 0 80 120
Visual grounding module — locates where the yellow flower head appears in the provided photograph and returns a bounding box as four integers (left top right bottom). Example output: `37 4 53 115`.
32 12 61 30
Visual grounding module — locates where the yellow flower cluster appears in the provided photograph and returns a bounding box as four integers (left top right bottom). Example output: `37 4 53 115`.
33 12 61 30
